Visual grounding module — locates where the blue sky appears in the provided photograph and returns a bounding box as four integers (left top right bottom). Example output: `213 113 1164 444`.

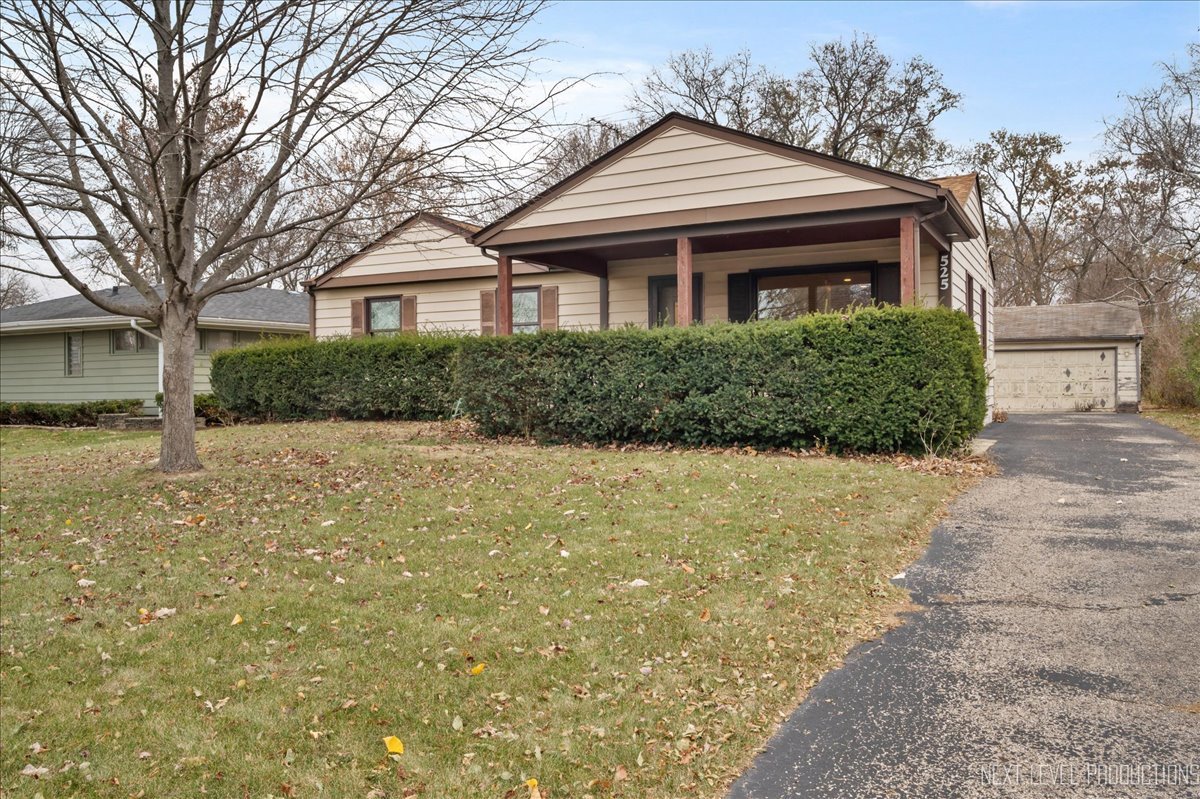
534 0 1199 160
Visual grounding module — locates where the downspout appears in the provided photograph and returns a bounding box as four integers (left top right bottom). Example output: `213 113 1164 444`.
130 319 164 409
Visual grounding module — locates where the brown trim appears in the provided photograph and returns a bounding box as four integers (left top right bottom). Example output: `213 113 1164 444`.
648 273 703 327
472 113 975 246
307 287 316 337
307 211 483 289
966 273 976 321
349 299 364 337
980 288 988 351
485 188 944 249
315 262 546 289
921 220 951 253
480 289 496 335
599 277 609 330
401 295 418 332
675 237 694 327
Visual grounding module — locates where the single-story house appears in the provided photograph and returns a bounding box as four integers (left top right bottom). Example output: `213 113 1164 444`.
309 113 995 405
0 286 309 414
993 301 1145 413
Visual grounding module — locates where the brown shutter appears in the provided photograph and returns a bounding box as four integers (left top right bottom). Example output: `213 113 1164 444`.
350 298 365 337
980 289 988 351
480 289 496 335
402 295 417 332
539 285 558 331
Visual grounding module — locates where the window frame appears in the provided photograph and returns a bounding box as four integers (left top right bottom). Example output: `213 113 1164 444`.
64 331 84 377
511 286 542 334
110 328 144 354
365 294 404 336
648 274 704 327
748 262 880 320
966 273 976 321
201 329 239 352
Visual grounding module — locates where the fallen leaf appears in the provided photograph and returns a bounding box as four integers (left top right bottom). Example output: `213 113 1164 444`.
470 663 487 676
231 614 244 626
20 764 49 779
699 608 711 622
383 735 405 755
615 764 628 781
452 715 463 731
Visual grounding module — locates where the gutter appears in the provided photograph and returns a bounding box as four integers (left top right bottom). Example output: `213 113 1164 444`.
0 316 308 334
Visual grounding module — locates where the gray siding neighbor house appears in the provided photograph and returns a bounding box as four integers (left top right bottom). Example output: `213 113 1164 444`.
0 287 309 414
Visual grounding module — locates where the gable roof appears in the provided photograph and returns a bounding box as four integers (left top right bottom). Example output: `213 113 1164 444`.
0 285 309 331
930 173 978 207
305 211 481 289
472 113 980 247
995 301 1145 342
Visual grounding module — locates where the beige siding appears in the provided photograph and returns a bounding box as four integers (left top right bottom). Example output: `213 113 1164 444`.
947 185 995 413
606 239 903 327
508 126 886 230
994 340 1139 412
330 219 494 280
314 271 602 337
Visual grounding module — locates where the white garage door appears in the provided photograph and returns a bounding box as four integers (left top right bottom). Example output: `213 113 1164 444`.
995 348 1117 412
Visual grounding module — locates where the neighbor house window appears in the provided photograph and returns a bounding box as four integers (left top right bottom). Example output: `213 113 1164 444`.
65 331 83 376
512 288 540 334
648 275 703 327
111 328 150 353
755 269 872 319
202 330 237 352
367 296 402 335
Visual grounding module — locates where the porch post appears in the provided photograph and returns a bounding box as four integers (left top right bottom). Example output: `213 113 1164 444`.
899 215 920 304
497 253 513 335
675 236 693 327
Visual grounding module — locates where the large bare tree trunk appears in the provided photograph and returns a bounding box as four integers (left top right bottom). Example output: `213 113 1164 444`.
159 305 202 473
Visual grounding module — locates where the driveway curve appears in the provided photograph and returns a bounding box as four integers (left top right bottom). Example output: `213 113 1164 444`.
728 414 1200 798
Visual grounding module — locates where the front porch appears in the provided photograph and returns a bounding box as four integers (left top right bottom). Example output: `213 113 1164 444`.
488 213 956 333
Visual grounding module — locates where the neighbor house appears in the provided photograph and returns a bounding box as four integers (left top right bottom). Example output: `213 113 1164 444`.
993 301 1144 413
0 286 309 414
309 113 995 399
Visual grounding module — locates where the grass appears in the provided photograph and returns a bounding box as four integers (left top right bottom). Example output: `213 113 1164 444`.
1144 407 1200 441
1 422 967 798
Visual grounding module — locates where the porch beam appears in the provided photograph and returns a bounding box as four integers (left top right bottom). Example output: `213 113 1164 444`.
921 220 951 253
497 253 513 335
899 215 920 304
676 236 693 327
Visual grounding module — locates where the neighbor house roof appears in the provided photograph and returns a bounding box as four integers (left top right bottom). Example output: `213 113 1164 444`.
0 285 309 332
930 173 978 207
995 301 1145 342
470 112 981 248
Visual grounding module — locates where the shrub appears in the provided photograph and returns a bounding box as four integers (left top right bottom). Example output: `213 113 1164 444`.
0 399 144 427
455 306 988 454
155 392 236 425
210 334 463 421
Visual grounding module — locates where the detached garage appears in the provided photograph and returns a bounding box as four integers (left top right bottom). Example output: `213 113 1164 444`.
994 301 1145 413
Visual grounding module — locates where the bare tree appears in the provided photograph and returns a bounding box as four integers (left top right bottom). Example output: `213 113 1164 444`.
0 0 566 472
626 35 960 175
0 268 39 309
963 130 1090 306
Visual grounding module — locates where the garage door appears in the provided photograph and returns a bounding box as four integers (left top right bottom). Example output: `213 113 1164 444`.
995 348 1117 412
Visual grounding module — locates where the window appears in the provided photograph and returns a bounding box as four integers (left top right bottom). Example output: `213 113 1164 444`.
202 330 237 352
649 275 703 327
65 331 83 376
111 329 150 353
755 269 872 319
512 288 540 334
367 297 402 335
966 274 976 321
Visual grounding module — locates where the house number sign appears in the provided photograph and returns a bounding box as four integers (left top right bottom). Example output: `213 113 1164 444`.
938 252 952 308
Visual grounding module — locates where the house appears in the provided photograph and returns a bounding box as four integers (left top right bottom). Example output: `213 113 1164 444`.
309 113 995 399
0 286 309 414
993 301 1144 413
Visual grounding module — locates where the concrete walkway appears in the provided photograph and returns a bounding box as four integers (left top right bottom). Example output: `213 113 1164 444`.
729 415 1200 798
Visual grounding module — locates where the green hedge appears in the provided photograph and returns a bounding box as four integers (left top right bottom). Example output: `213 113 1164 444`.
155 392 234 425
209 334 462 421
455 306 987 453
0 399 144 427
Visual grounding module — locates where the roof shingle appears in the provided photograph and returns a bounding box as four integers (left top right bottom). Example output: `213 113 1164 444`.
1 285 309 326
995 301 1145 342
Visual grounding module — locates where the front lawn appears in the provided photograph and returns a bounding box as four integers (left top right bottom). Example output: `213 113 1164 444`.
0 422 968 798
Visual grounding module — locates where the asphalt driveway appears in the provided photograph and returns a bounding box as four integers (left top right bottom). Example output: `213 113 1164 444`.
728 414 1200 798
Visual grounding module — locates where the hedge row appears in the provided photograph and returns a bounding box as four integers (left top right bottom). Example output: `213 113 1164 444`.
209 334 461 421
155 392 235 425
455 307 988 453
0 399 144 427
211 307 987 453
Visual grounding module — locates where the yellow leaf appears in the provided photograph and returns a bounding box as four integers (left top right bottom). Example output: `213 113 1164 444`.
470 663 487 676
231 614 244 626
383 735 404 755
526 778 541 799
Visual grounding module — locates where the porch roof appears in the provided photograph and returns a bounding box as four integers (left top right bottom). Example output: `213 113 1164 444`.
472 114 979 256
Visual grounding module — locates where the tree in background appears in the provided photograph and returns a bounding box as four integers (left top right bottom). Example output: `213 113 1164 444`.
1 0 565 471
626 34 961 175
0 269 39 309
